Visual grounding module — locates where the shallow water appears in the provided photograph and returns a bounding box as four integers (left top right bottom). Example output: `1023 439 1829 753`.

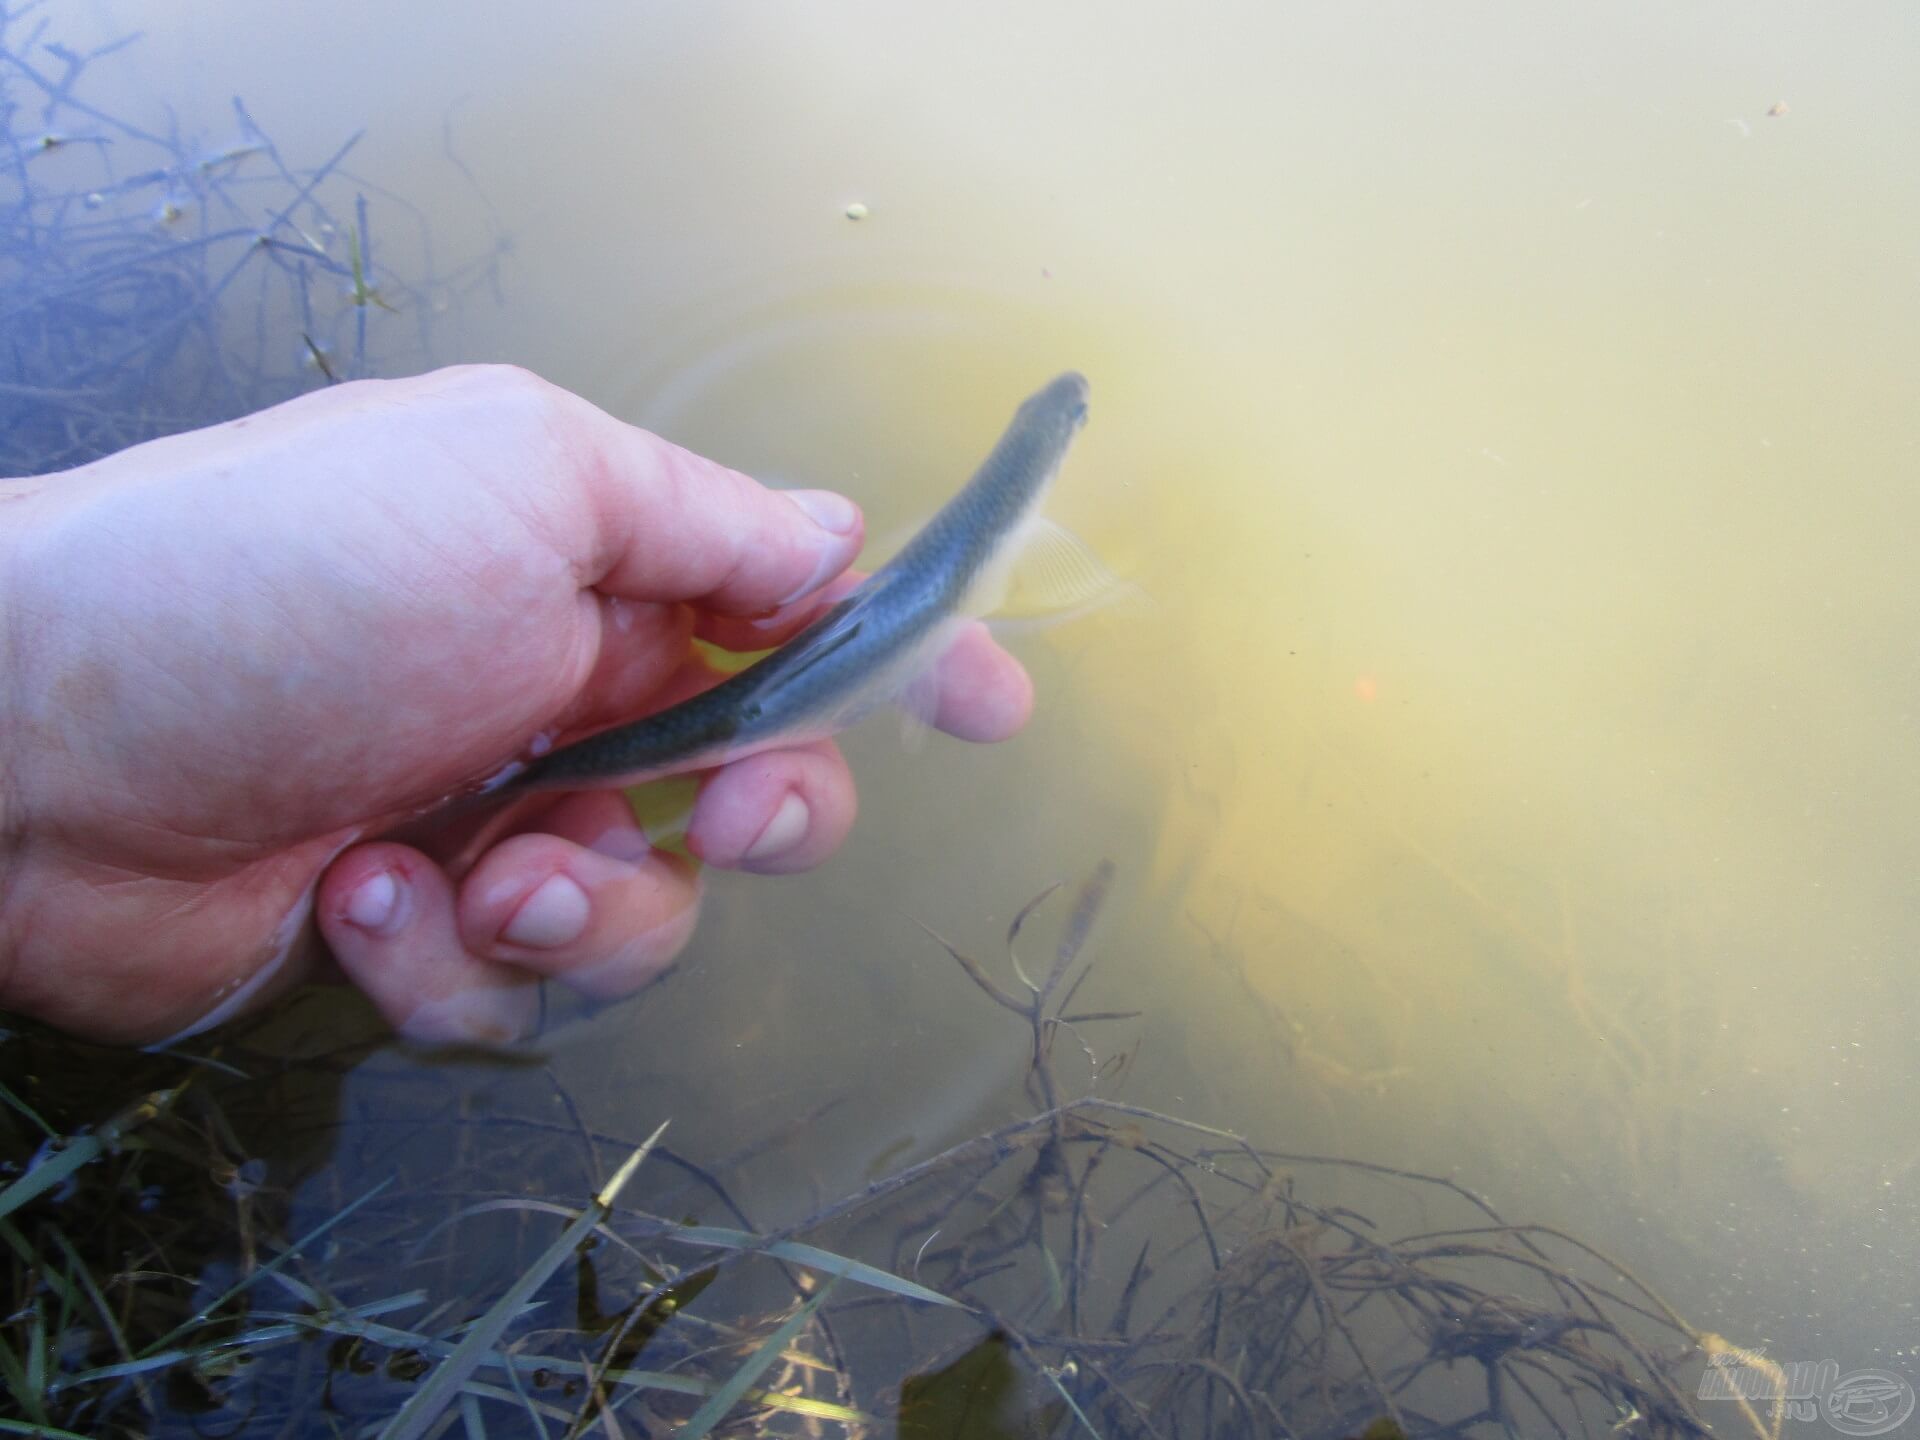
22 0 1920 1428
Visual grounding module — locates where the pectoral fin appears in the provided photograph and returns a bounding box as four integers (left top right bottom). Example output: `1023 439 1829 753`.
986 516 1146 628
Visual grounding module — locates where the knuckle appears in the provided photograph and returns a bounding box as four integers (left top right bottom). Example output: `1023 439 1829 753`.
445 363 581 426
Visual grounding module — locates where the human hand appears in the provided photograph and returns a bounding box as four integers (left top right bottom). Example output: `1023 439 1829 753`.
0 365 1032 1046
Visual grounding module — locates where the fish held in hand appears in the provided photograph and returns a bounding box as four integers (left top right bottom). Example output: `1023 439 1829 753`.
500 370 1118 796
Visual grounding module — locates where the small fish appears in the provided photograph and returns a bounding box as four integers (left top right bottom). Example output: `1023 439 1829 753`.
492 371 1107 796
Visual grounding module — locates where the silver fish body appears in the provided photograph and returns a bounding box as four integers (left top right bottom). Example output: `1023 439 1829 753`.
505 371 1091 793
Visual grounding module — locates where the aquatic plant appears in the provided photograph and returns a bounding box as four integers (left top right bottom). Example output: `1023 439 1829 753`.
0 2 502 479
0 863 1784 1439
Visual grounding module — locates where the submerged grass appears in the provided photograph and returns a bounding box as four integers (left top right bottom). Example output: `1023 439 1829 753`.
379 1122 669 1440
0 0 504 478
0 863 1782 1438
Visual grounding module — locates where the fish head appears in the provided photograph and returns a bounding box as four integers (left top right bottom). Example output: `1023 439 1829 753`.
1018 372 1091 442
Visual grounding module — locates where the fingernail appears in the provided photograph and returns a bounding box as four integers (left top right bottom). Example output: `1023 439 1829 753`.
502 873 591 949
743 791 811 865
785 488 860 535
343 870 406 936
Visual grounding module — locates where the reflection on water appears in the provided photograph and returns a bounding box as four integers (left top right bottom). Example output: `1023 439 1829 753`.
22 0 1920 1424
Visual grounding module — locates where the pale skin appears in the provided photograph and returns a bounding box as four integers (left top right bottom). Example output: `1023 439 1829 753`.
0 365 1033 1046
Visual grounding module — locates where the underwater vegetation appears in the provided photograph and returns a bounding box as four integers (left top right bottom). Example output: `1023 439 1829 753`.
0 865 1785 1439
0 0 503 479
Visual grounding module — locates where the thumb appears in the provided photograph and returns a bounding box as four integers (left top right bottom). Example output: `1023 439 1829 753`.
565 405 865 614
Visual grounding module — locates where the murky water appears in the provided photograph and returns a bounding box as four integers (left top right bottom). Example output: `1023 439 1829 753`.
20 0 1920 1428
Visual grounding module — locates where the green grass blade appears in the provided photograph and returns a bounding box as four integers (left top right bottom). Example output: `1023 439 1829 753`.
594 1367 865 1423
1040 1362 1105 1439
0 1332 47 1426
0 1419 97 1438
676 1273 839 1440
0 1078 55 1138
495 1353 550 1440
25 1301 47 1410
440 1382 575 1430
45 1225 144 1409
0 1137 99 1225
1041 1240 1066 1314
57 1293 428 1391
142 1174 394 1355
378 1120 668 1440
646 1223 962 1307
0 1092 174 1225
0 1220 80 1314
275 1310 869 1426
